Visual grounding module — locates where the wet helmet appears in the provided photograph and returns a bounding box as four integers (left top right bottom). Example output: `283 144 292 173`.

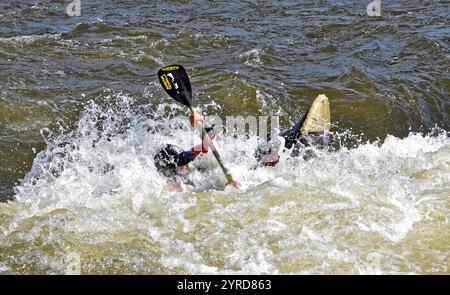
154 144 196 177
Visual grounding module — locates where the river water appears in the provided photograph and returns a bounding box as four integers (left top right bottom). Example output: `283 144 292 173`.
0 0 449 274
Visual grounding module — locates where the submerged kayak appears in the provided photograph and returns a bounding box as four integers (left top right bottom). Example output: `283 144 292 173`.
301 94 331 135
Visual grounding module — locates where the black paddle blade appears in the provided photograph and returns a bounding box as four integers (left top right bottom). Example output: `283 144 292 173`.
158 65 192 107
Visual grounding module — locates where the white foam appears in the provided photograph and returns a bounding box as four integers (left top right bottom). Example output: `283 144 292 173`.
2 93 448 274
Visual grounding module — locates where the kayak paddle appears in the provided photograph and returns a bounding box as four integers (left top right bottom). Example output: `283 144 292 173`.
157 65 235 185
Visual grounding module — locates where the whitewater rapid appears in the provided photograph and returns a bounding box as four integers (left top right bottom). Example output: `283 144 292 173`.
0 94 448 274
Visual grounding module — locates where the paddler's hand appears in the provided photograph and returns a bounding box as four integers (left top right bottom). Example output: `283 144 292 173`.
189 112 205 128
262 151 280 167
262 138 281 167
226 180 240 189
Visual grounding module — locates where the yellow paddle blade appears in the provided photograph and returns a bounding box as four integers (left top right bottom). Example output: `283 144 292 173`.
301 94 331 134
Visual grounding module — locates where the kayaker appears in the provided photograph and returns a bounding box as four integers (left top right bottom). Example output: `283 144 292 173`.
154 94 330 192
153 112 221 191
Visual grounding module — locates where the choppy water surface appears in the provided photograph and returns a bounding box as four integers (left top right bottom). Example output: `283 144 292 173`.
0 1 449 274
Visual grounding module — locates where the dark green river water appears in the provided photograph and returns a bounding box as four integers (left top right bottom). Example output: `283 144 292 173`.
0 1 448 274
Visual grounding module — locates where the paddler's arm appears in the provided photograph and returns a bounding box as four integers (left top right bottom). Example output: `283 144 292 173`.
189 113 240 189
189 112 216 155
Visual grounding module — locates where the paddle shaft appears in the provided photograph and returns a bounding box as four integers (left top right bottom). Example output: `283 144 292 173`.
189 106 234 183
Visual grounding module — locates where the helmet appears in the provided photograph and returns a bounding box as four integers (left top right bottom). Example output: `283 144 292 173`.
154 144 196 177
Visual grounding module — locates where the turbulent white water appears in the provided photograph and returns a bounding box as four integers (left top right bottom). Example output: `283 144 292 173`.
0 94 449 274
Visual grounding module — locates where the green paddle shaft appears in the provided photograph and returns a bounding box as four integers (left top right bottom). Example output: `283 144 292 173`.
189 106 234 184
